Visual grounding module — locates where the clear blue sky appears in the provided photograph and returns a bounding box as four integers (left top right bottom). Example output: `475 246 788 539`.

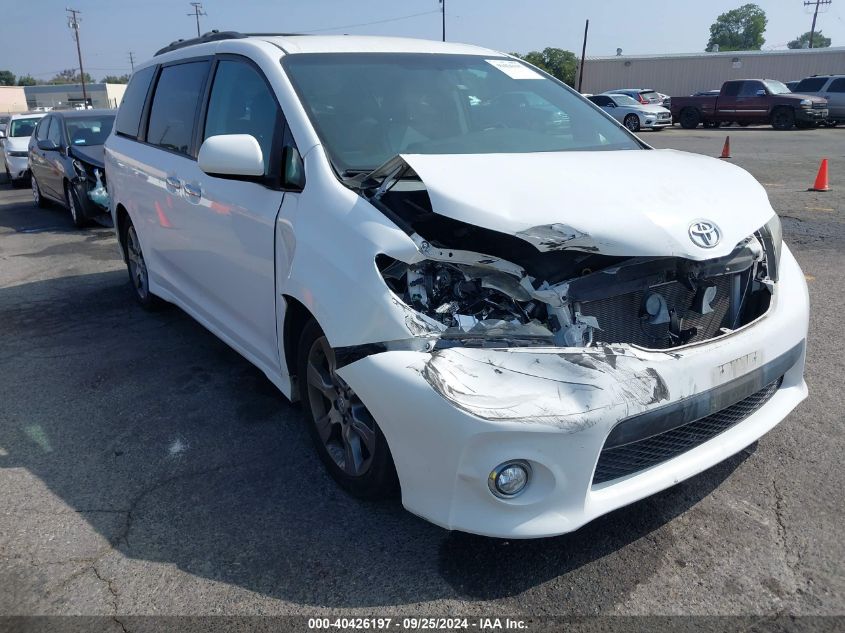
4 0 845 80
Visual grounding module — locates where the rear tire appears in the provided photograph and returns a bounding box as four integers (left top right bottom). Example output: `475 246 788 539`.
771 108 795 131
121 216 163 310
297 318 398 499
679 108 701 129
31 175 49 208
623 114 641 132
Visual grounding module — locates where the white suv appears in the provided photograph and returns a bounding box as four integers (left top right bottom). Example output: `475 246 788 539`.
105 32 808 539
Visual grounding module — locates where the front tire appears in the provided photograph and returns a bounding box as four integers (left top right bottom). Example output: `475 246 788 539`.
121 217 162 310
771 108 795 131
297 318 398 499
623 114 641 132
65 183 87 228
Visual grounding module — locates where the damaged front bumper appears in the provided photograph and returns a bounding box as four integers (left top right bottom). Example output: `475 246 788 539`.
336 245 808 538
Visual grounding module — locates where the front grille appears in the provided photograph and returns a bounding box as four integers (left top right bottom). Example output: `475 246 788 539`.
579 276 733 349
592 377 782 485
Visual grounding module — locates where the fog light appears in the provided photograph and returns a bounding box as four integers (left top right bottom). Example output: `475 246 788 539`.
488 461 531 498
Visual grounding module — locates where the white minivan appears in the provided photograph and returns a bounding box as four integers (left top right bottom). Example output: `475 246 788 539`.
105 32 808 539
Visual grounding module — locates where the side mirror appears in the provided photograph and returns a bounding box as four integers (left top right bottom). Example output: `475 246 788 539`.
0 130 6 139
755 89 767 96
607 103 616 108
282 145 305 191
37 139 60 152
198 134 264 177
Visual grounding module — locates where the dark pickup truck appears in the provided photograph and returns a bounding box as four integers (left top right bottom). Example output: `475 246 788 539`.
671 79 828 130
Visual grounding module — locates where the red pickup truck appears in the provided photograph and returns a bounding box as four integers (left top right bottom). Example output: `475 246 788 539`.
671 79 829 130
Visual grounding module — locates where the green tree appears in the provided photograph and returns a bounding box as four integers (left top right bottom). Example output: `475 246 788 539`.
787 30 831 49
17 75 37 86
511 48 578 86
101 74 130 84
706 3 767 51
0 70 16 86
48 69 94 85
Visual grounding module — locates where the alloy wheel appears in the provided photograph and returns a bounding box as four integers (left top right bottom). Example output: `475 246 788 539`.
126 226 149 300
305 335 375 477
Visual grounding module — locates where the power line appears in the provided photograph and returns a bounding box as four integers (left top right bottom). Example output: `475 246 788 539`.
804 0 832 48
187 2 206 38
300 9 440 34
66 8 88 106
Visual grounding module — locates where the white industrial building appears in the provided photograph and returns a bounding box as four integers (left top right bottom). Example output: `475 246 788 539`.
22 83 127 111
580 47 845 97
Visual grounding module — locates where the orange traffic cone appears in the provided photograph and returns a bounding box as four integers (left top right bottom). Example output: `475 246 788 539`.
719 136 731 159
809 159 831 192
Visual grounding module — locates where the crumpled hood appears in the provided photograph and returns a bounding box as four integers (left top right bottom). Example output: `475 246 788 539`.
69 144 105 169
401 149 776 260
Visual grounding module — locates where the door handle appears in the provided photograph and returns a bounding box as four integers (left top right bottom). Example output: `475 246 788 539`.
165 176 181 190
183 183 201 200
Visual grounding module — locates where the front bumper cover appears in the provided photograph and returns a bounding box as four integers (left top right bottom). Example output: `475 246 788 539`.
337 245 808 538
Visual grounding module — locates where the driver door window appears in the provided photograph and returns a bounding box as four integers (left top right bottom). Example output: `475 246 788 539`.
203 59 281 176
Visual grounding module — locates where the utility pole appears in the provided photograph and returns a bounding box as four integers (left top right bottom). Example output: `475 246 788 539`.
578 19 589 93
188 2 206 38
66 8 88 107
128 51 135 73
804 0 832 48
439 0 446 42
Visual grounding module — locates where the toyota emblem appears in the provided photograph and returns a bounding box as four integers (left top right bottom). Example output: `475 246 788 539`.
688 220 721 249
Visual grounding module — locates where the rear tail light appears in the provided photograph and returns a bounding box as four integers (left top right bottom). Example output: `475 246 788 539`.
639 94 648 104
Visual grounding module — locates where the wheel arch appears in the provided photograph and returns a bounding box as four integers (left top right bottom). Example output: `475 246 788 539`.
281 293 316 399
115 203 131 260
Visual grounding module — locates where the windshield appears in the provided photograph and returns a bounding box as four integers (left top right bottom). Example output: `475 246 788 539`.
9 118 40 137
283 53 639 173
764 80 790 95
65 115 115 146
611 95 640 106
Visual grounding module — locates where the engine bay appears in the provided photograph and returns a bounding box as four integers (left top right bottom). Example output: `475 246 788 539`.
368 168 776 351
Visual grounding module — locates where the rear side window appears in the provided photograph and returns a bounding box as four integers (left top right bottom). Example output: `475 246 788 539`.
147 61 210 155
794 77 828 93
589 96 611 106
722 82 742 97
204 59 280 175
828 78 845 93
115 66 156 139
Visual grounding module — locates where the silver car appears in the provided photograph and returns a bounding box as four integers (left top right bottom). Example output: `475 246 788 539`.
588 94 672 131
791 75 845 125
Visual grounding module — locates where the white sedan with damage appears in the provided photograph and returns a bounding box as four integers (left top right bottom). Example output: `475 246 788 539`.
105 34 808 539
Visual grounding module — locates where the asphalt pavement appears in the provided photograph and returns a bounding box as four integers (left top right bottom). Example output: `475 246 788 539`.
0 127 843 627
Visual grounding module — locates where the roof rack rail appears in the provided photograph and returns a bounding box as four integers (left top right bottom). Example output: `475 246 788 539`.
154 30 311 57
155 30 246 56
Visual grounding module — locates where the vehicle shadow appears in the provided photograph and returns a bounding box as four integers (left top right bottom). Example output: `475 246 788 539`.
0 270 752 609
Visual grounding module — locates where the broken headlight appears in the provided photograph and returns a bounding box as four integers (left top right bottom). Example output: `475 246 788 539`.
72 159 89 180
377 255 554 343
757 214 783 282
